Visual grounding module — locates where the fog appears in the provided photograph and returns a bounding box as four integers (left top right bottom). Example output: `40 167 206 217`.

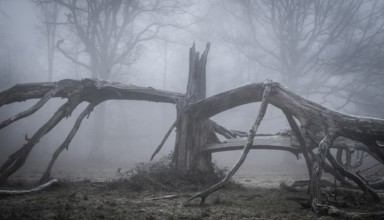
1 0 383 182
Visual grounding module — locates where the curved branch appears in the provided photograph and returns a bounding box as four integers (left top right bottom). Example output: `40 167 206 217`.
0 79 184 107
0 179 58 196
0 86 61 129
184 84 272 205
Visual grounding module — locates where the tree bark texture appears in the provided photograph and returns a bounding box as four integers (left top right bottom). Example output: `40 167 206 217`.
173 43 213 174
0 78 183 183
183 81 384 213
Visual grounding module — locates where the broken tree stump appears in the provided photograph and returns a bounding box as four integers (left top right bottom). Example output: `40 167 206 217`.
172 43 215 176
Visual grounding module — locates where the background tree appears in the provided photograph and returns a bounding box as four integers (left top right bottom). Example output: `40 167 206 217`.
222 0 384 107
50 0 187 161
210 0 384 169
34 0 61 81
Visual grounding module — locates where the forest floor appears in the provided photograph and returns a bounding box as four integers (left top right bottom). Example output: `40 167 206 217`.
1 174 383 220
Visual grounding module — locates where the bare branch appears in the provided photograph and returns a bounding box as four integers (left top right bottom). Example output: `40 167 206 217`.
40 103 94 183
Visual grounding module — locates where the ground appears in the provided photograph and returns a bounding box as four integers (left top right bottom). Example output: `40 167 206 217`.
0 161 383 219
0 180 315 220
1 177 382 220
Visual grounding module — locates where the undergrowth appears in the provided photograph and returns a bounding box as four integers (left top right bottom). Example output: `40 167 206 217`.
107 154 231 192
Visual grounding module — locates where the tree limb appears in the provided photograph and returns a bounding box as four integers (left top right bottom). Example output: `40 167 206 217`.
184 83 272 205
0 179 58 196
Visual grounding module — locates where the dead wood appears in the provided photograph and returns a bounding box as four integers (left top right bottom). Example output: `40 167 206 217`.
283 111 313 176
0 78 184 184
0 179 58 196
183 81 384 213
326 150 380 201
203 135 300 155
148 194 186 201
325 206 384 219
173 43 213 173
0 79 183 107
39 103 95 184
184 83 272 205
0 99 81 183
210 120 247 138
1 72 384 217
151 120 177 161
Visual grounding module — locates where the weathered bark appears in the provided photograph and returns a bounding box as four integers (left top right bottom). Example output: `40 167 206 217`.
0 78 183 183
1 63 384 217
173 43 213 174
183 81 384 212
283 111 313 176
204 134 300 155
185 84 272 204
326 151 380 201
0 79 183 107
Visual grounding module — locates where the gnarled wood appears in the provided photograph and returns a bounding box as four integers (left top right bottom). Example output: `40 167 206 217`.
0 78 184 184
183 81 384 212
204 135 299 155
1 45 383 218
184 83 272 204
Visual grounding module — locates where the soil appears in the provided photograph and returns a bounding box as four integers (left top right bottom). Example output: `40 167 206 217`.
1 179 382 220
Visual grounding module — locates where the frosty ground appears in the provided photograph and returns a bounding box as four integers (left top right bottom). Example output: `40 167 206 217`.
1 164 383 220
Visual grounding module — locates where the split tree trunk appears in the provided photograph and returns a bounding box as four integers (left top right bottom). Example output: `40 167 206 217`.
173 43 214 175
1 45 384 218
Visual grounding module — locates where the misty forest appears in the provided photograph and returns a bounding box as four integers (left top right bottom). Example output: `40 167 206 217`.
1 0 384 219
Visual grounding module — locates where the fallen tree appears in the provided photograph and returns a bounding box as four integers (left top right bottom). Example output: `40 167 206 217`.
183 80 384 217
0 78 184 184
0 44 383 218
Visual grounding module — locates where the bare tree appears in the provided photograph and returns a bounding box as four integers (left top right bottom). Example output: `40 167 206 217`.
34 0 61 81
223 0 384 102
49 0 186 160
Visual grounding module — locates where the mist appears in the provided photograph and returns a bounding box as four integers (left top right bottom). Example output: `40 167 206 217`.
1 0 383 184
